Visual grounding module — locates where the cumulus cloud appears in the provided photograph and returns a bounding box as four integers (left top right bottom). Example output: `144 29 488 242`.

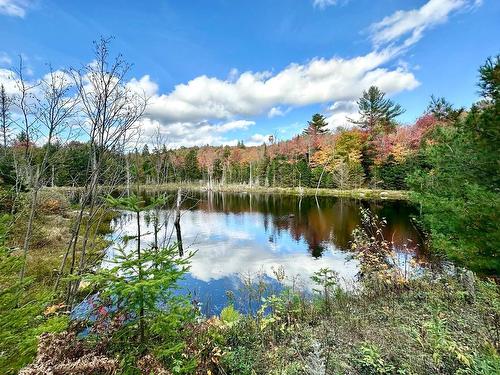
146 47 418 125
0 68 17 94
0 0 32 17
132 45 419 147
132 117 248 149
126 74 159 97
369 0 481 48
129 47 419 146
325 100 360 130
217 120 255 132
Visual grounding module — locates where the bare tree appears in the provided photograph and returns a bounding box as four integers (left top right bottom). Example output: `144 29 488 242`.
55 38 147 304
14 60 78 291
0 84 12 152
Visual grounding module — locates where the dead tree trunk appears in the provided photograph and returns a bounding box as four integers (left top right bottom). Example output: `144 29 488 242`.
316 166 326 197
174 188 183 256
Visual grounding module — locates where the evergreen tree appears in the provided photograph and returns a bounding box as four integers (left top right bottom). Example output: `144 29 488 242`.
184 149 201 181
408 56 500 274
426 95 462 121
303 113 329 135
84 195 194 367
296 159 312 187
350 86 404 133
478 55 500 102
213 158 223 182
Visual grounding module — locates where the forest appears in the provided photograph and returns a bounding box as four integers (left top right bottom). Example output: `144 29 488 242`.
0 38 499 374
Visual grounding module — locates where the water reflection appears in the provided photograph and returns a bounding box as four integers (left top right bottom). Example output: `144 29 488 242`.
106 191 425 315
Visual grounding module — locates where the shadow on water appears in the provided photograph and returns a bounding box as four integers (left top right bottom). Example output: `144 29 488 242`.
103 190 427 315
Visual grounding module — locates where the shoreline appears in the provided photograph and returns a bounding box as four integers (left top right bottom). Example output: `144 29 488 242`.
50 183 410 201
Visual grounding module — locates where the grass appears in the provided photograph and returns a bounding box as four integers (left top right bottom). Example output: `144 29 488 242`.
0 192 115 375
47 183 409 201
134 183 409 201
195 272 500 374
17 267 500 374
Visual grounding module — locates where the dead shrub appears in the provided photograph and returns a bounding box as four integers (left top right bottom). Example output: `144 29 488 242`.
37 190 69 215
19 331 118 375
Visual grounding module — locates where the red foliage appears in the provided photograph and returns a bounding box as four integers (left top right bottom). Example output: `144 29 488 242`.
372 114 439 163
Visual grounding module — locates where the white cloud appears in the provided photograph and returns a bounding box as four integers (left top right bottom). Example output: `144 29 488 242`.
369 0 481 48
245 133 271 146
132 117 248 149
0 52 12 66
216 119 255 132
145 47 418 127
325 100 360 130
0 68 17 94
313 0 339 9
134 45 419 147
126 74 159 97
0 0 32 17
227 68 239 82
267 106 291 118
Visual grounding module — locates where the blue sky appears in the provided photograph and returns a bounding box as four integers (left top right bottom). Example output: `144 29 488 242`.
0 0 498 147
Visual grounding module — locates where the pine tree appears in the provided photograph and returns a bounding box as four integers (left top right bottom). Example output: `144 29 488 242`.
426 95 462 121
184 149 201 181
478 55 500 102
350 86 404 133
303 113 329 135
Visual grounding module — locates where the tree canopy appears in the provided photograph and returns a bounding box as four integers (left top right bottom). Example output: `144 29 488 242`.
350 86 405 134
303 113 329 135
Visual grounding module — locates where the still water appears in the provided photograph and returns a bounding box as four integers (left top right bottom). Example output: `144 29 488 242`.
104 191 426 315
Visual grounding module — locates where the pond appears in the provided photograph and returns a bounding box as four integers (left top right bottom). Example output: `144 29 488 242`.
103 191 427 315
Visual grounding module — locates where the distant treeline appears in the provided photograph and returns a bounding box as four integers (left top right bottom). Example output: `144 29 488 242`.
0 88 463 191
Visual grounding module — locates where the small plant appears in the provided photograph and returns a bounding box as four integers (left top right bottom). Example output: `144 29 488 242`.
355 343 395 374
83 194 196 372
304 340 326 375
220 305 241 328
221 347 256 375
351 207 407 289
311 268 338 312
418 314 471 371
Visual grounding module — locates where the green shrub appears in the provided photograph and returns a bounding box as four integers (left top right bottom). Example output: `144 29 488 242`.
354 343 395 374
221 347 257 375
220 305 241 327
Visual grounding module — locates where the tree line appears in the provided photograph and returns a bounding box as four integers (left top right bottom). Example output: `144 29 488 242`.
0 81 463 192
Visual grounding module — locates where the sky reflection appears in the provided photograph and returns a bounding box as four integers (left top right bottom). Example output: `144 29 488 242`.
104 192 424 315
